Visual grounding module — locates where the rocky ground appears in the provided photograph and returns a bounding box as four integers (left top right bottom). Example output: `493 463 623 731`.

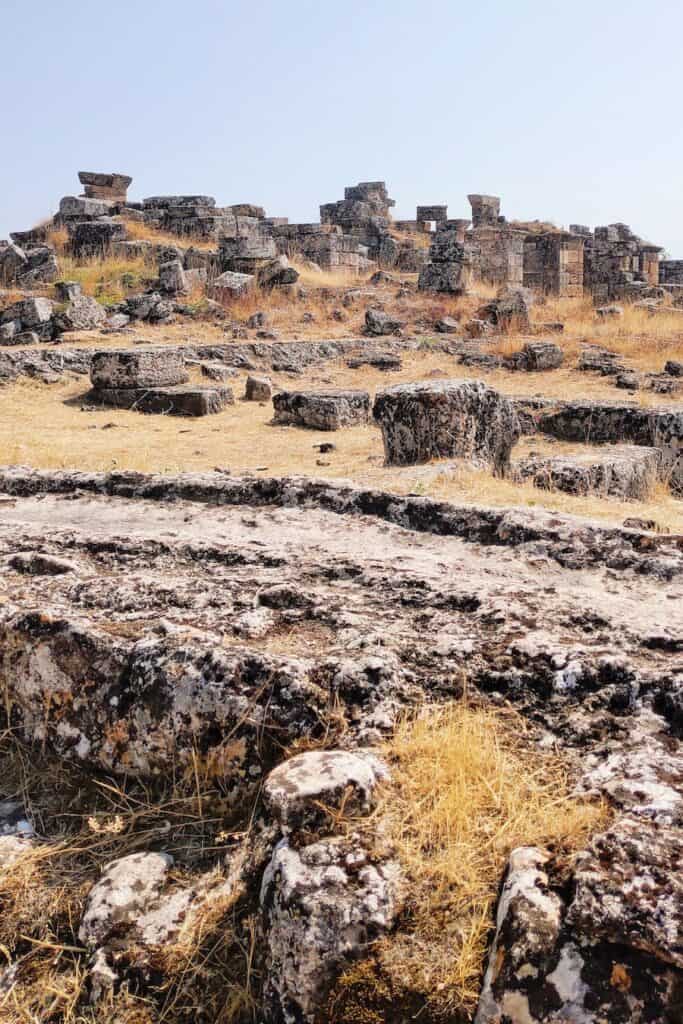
1 238 683 1022
0 469 681 1022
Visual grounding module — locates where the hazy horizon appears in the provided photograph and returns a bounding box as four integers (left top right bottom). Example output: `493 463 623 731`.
2 0 682 256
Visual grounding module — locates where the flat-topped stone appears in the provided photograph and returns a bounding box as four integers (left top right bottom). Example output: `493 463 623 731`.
90 348 188 389
142 196 216 209
78 171 132 202
93 384 233 416
208 271 255 304
272 389 370 430
59 195 113 219
373 379 520 472
515 445 662 500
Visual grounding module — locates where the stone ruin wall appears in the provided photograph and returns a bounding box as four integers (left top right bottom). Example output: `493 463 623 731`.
1 169 676 301
523 232 585 299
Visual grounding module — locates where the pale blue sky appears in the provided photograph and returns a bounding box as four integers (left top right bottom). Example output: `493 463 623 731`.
2 0 682 254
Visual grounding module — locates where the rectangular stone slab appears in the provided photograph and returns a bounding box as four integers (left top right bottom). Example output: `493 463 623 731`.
90 348 189 388
272 389 370 430
92 385 233 416
514 445 663 500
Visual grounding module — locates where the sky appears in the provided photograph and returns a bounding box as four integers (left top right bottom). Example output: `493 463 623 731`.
2 0 682 254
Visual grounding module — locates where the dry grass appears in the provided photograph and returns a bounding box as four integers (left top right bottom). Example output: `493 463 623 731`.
121 217 217 253
53 254 153 306
0 732 258 1024
528 295 683 369
332 704 607 1021
2 349 682 531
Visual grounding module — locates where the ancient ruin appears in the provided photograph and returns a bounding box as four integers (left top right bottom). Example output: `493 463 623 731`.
0 164 682 1024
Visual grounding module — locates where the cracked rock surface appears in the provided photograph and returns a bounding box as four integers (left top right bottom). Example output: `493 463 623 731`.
0 469 680 1022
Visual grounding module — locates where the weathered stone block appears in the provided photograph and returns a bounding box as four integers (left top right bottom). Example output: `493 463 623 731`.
346 353 402 371
158 259 187 295
373 379 520 472
78 171 132 202
515 445 662 500
93 385 233 416
506 341 563 371
272 389 371 430
208 271 255 304
53 295 107 333
364 308 404 336
90 348 188 389
257 256 299 288
59 196 113 219
68 218 127 258
245 375 272 401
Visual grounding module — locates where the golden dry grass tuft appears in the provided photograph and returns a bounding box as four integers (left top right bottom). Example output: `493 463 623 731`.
121 217 218 253
527 295 683 368
332 703 607 1021
0 733 259 1024
53 254 153 306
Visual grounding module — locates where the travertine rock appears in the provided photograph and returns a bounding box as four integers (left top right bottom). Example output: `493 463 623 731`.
68 218 126 257
364 307 405 336
158 258 188 295
263 749 387 832
53 294 107 332
261 837 400 1023
258 255 299 288
94 384 233 416
515 444 661 500
373 379 520 472
272 389 370 430
209 270 255 303
79 852 173 948
568 816 683 968
507 340 563 371
90 348 188 389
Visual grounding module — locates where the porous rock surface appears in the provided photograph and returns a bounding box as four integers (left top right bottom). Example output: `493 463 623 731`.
90 347 188 389
0 468 681 1022
373 379 520 472
272 388 371 429
515 444 662 500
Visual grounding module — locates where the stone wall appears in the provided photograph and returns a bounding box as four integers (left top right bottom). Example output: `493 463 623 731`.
416 205 448 223
583 224 662 303
660 260 683 284
523 232 584 298
471 224 525 288
467 194 501 227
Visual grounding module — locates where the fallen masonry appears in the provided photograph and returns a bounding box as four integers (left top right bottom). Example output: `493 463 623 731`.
0 469 680 1023
272 388 371 429
513 396 683 492
373 379 520 472
514 444 662 500
88 346 232 415
92 383 234 416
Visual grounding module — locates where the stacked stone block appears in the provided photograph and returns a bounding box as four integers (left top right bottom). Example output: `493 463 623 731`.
78 172 132 203
89 348 233 416
523 232 585 298
583 224 662 303
416 205 448 223
418 222 474 293
320 181 395 259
